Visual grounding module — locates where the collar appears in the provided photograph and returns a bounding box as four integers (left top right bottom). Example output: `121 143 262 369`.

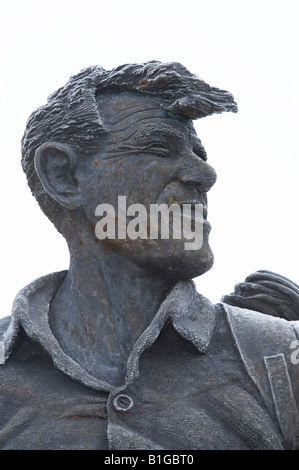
0 271 217 392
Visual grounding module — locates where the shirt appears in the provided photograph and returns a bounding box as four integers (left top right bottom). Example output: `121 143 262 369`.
0 270 298 450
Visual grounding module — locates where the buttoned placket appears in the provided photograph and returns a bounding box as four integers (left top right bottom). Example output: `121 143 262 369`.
104 290 182 449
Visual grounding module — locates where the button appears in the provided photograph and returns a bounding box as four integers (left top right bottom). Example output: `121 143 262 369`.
113 394 134 411
274 378 284 389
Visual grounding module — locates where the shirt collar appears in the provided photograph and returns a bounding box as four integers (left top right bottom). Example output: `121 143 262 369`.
1 271 217 392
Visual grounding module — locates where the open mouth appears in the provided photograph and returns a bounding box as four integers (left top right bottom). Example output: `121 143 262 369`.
173 196 207 222
159 189 208 220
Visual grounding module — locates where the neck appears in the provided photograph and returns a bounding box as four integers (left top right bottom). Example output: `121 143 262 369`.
49 241 175 386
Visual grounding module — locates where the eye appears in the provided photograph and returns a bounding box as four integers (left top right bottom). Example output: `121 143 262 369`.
147 142 170 156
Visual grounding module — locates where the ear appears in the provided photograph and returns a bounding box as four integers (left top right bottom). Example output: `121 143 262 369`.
34 142 81 209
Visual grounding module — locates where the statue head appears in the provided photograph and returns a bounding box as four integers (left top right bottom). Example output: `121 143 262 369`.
21 61 237 279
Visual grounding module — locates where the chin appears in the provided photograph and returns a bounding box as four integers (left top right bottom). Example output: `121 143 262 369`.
99 230 214 280
166 245 214 280
136 236 214 281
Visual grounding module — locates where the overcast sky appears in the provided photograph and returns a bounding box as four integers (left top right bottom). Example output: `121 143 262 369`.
0 0 298 317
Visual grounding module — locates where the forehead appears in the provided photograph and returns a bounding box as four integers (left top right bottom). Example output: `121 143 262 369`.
96 92 196 140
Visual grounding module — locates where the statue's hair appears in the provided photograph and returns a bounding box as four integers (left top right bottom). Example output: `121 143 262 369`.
21 61 237 232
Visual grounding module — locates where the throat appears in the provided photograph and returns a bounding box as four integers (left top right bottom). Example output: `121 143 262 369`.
49 256 174 387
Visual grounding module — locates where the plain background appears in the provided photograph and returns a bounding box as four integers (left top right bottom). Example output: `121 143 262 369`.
0 0 298 317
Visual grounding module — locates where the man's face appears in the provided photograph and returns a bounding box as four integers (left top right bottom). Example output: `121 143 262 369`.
77 93 217 279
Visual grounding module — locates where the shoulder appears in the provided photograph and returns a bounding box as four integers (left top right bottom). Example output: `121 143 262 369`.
220 269 299 390
222 301 298 351
221 302 299 449
219 302 299 389
0 316 11 364
220 268 299 374
0 270 68 364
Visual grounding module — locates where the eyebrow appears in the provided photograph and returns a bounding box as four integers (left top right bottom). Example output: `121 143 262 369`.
133 123 185 142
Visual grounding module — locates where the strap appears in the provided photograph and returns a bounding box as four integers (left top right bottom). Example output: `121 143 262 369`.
264 354 297 449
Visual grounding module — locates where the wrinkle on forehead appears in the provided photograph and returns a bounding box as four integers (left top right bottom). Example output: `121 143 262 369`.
97 93 161 130
97 93 195 143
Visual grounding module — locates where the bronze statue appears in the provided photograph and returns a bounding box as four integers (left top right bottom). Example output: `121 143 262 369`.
0 61 298 450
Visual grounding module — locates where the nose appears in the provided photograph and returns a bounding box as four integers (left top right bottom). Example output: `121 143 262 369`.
176 153 217 192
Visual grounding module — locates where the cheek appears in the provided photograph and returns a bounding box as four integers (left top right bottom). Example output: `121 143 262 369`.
127 160 176 204
112 160 174 204
85 157 176 210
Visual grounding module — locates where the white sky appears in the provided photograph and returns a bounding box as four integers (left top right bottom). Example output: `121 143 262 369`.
0 0 298 318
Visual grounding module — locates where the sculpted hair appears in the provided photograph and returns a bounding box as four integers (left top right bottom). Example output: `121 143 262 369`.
21 61 237 232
